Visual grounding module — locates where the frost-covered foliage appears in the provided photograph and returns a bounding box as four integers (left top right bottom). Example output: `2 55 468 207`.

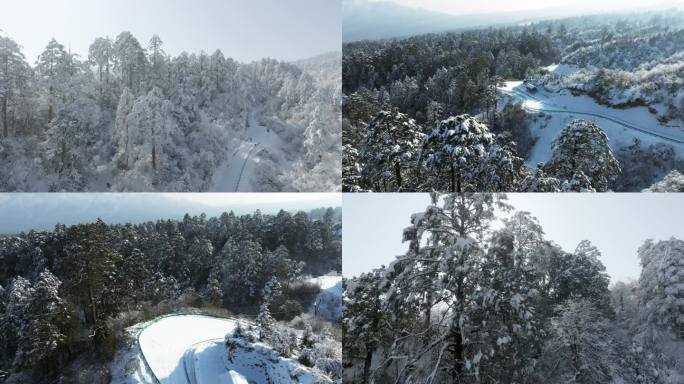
359 109 425 191
538 299 614 384
225 319 342 383
637 238 684 332
0 31 340 191
644 170 684 192
520 164 562 192
344 193 680 384
613 140 684 192
348 112 529 192
545 119 621 191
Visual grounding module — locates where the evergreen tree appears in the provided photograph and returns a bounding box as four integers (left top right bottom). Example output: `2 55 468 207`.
342 269 386 384
257 276 281 340
13 270 70 373
61 219 121 328
112 87 135 170
0 36 29 137
545 120 621 192
637 238 684 333
359 109 425 191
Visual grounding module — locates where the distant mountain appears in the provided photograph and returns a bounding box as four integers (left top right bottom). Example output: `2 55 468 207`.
342 0 684 42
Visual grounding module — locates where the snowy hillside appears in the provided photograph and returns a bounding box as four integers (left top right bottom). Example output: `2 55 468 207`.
342 8 684 191
0 31 341 192
308 275 342 322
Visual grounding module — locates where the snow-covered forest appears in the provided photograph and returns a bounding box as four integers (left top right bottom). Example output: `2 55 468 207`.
0 31 341 191
0 207 342 383
342 8 684 192
343 193 684 383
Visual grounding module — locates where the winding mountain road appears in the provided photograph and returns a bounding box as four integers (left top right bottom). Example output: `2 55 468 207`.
499 85 684 145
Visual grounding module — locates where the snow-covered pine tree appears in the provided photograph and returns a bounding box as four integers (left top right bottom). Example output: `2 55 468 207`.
35 38 70 124
520 164 561 192
61 220 121 328
13 270 70 374
113 32 146 93
480 132 526 191
0 35 30 137
637 238 684 334
0 277 34 365
541 299 614 384
87 37 114 108
257 276 281 340
382 193 511 382
547 240 612 315
420 115 523 192
545 119 621 191
420 115 493 192
644 169 684 192
359 109 425 191
477 230 543 382
342 268 386 384
342 144 363 192
112 87 135 170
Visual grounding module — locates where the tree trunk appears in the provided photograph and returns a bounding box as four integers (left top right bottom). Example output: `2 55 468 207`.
2 96 7 138
61 140 67 167
453 327 463 379
362 315 380 383
451 164 456 193
457 172 462 193
395 162 403 190
2 55 7 137
128 63 134 90
152 143 157 170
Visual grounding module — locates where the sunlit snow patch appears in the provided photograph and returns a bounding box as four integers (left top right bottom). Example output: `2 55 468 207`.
524 100 543 110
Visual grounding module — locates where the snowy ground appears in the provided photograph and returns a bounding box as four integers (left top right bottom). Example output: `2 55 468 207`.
138 315 238 383
499 80 684 166
308 275 343 322
209 109 292 192
112 314 322 384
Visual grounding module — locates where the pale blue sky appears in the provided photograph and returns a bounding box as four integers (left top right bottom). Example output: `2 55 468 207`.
343 193 684 283
0 0 341 64
361 0 681 15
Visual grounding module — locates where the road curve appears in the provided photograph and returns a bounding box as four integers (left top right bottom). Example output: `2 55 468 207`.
499 88 684 145
137 314 238 384
234 143 259 192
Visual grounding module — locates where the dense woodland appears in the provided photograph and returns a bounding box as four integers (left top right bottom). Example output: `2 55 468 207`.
0 31 341 191
343 193 684 384
343 9 684 192
0 207 341 383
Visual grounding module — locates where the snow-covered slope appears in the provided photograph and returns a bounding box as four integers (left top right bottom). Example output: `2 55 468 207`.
499 81 684 167
308 276 343 322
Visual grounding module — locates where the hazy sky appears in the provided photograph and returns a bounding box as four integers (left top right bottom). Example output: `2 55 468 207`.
343 193 684 283
363 0 681 15
0 0 341 64
0 193 341 234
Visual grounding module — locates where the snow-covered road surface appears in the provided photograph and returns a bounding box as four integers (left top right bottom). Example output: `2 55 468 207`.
137 314 238 384
500 82 684 145
209 109 290 191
